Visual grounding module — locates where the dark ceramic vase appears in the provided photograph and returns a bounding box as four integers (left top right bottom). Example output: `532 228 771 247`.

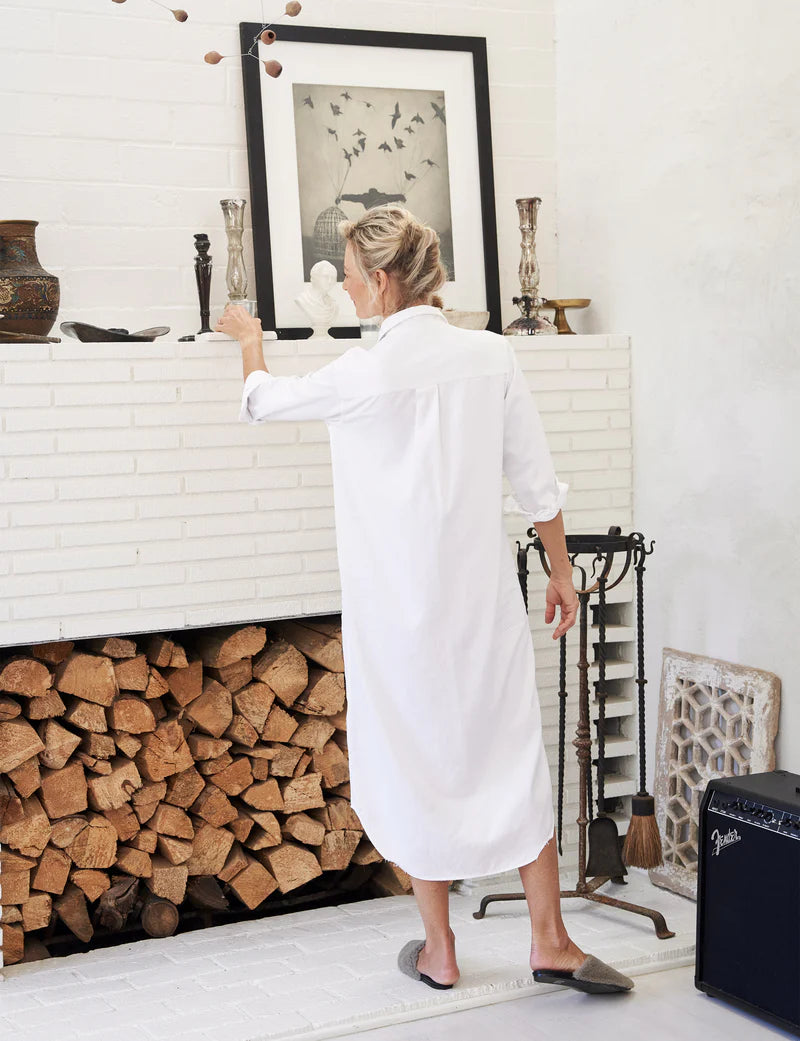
0 220 60 336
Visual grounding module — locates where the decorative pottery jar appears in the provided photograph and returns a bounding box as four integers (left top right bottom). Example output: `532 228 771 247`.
0 220 60 336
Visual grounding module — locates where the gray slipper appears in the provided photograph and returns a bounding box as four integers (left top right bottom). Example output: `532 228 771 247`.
397 939 455 990
532 953 634 994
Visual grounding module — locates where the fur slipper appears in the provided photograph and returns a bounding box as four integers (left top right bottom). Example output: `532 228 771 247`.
397 939 455 990
532 953 634 994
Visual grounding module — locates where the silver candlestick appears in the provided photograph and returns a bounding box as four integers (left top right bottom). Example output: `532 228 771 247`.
503 196 556 336
220 198 249 303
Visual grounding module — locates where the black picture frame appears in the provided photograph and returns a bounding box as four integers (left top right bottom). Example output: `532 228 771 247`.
240 24 501 339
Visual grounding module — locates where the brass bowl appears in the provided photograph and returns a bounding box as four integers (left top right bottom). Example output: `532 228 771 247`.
542 298 591 335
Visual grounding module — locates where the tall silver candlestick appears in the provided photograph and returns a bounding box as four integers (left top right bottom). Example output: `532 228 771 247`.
503 196 556 336
220 198 249 303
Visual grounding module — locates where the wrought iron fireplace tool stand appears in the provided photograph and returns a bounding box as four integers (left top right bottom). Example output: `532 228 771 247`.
473 528 674 939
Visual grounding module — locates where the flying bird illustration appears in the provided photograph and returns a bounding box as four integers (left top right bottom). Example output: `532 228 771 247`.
353 128 366 137
411 113 424 124
352 147 360 156
340 91 352 101
361 100 374 108
303 96 314 108
342 148 353 165
357 137 366 151
390 102 401 129
326 127 339 141
379 141 392 152
393 136 406 149
404 171 416 182
404 125 415 135
422 158 439 167
431 101 446 124
341 188 407 209
330 102 342 116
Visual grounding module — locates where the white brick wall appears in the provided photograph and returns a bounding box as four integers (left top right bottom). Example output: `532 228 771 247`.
0 0 558 336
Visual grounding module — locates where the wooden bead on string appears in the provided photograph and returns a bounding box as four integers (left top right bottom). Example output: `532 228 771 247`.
285 1 302 14
204 51 224 64
260 29 276 44
262 59 282 78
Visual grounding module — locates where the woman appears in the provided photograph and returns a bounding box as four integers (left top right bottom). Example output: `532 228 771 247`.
216 207 634 996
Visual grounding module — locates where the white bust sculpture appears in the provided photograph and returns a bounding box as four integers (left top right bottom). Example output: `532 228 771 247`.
295 260 339 338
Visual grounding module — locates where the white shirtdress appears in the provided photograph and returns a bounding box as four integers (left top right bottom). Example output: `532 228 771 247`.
239 304 568 880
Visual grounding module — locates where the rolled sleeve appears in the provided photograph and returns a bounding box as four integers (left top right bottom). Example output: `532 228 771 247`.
238 350 361 425
502 341 569 524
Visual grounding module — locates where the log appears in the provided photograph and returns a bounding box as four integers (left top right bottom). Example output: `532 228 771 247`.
107 695 156 734
0 694 22 720
319 829 361 871
268 620 344 672
39 761 88 819
190 624 267 669
163 658 204 707
261 841 322 894
85 636 138 659
185 875 228 911
96 875 139 931
191 784 238 828
148 803 194 840
1 923 25 964
26 690 67 720
227 855 278 909
223 714 259 747
184 821 235 876
8 754 41 798
293 669 346 716
211 757 253 798
86 757 142 812
54 653 118 706
22 892 53 931
280 773 326 814
0 718 46 773
0 794 52 857
113 654 150 692
31 845 71 895
54 882 93 941
164 765 206 809
252 639 307 707
29 640 74 665
232 681 275 732
37 720 83 771
184 677 232 738
135 721 194 782
144 856 188 903
207 657 252 694
65 813 118 869
104 803 142 842
71 869 111 903
116 845 153 878
289 718 336 751
0 656 52 697
63 698 107 733
140 892 179 937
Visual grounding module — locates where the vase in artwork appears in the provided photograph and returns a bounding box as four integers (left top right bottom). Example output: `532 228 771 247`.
0 220 60 336
220 199 249 303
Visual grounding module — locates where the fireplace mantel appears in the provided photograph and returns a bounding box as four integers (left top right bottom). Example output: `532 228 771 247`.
0 333 631 649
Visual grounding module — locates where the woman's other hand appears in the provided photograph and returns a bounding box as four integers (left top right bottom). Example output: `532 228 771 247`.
545 576 578 639
215 304 262 347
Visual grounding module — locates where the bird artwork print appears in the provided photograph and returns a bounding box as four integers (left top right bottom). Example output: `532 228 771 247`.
292 82 453 278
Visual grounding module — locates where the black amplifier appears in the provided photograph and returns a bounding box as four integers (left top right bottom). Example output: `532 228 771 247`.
696 769 800 1035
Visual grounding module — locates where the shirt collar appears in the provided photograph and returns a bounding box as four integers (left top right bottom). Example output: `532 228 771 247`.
375 304 449 343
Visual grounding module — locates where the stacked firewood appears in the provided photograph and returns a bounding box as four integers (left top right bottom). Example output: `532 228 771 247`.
0 617 411 966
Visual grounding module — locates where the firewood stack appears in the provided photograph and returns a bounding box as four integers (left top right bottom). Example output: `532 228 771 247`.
0 616 412 966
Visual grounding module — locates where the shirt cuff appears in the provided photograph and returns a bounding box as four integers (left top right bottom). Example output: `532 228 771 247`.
239 369 273 422
503 480 569 524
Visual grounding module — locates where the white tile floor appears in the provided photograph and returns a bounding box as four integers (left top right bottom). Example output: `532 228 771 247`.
2 869 776 1041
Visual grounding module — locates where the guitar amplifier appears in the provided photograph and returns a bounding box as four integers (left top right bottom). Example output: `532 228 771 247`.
696 769 800 1036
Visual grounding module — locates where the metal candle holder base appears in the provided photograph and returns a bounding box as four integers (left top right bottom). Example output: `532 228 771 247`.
472 528 674 940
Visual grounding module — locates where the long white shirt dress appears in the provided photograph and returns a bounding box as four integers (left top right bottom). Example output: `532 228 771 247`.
239 304 568 880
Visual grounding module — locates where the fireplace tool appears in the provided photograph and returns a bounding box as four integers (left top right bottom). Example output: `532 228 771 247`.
473 528 674 939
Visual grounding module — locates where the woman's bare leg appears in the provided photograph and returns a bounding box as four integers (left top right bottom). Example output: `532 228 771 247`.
519 829 586 971
408 876 460 985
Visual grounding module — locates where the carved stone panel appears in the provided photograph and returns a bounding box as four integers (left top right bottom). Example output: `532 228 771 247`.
649 648 780 900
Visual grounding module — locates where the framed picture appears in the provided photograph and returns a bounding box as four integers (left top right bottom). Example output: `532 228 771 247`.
240 24 501 338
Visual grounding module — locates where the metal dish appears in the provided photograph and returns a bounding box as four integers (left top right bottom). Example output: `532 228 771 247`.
60 322 171 343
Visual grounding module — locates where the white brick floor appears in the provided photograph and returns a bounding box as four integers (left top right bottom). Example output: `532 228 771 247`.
0 870 696 1041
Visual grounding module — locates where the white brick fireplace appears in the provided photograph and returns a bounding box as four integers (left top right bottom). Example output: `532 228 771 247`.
0 330 634 968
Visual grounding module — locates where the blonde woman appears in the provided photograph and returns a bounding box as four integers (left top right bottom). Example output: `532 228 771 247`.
216 207 634 996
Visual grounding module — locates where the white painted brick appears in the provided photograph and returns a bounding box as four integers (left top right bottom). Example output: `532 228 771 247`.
54 384 177 407
570 429 632 451
572 389 631 411
8 455 135 480
0 480 57 504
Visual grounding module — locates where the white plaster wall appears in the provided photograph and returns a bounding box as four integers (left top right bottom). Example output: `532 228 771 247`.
555 2 800 773
0 0 556 334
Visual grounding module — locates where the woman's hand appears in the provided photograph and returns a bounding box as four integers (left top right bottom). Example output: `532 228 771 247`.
545 575 579 640
215 304 262 347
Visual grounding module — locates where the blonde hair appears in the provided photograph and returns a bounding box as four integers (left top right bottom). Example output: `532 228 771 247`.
338 206 447 314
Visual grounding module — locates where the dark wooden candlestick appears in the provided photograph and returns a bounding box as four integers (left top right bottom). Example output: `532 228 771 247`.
179 233 213 342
